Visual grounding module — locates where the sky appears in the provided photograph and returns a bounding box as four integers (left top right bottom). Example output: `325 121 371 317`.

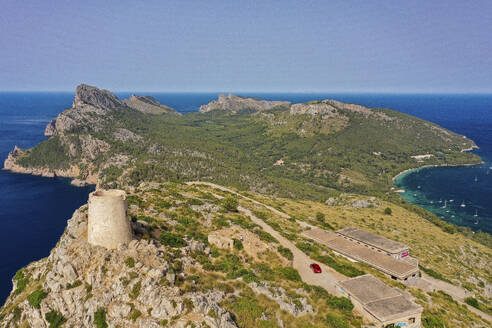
0 0 491 93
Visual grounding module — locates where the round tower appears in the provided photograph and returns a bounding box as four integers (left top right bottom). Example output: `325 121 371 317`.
88 189 133 249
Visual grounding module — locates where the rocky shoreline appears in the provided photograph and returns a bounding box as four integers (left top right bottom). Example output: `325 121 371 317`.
2 146 96 187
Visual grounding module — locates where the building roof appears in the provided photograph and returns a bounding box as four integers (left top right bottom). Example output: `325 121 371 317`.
337 227 409 254
338 274 422 322
303 228 418 278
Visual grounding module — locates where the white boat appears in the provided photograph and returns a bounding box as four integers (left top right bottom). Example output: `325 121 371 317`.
460 201 466 208
474 210 478 217
449 199 454 202
475 176 478 182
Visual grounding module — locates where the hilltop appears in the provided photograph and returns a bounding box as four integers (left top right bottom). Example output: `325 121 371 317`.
3 85 480 198
0 182 490 327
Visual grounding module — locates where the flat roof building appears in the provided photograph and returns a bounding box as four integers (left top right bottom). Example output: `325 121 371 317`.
337 274 422 327
337 227 410 259
303 228 419 282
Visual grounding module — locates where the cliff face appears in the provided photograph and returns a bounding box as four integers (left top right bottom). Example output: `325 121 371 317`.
0 205 236 328
199 94 290 113
124 95 180 115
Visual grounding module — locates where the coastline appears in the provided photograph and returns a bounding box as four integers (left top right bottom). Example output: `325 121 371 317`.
392 145 481 183
392 161 481 183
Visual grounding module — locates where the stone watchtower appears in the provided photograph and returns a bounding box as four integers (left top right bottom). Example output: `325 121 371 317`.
88 189 133 249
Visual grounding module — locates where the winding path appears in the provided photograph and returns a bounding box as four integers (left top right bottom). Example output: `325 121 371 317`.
187 181 492 324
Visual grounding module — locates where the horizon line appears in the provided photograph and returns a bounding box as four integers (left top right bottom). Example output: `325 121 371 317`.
0 89 491 95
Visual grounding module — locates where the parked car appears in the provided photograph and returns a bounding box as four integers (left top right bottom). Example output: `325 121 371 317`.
310 263 322 273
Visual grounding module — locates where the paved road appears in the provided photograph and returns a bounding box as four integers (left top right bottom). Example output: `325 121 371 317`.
238 206 344 294
187 181 492 324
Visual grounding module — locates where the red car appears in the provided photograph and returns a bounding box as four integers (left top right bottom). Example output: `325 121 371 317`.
310 263 322 273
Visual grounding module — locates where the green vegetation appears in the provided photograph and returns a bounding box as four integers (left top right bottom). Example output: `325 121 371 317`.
464 297 479 308
222 196 239 212
17 97 480 201
94 308 108 328
419 265 452 284
45 310 66 328
129 280 141 300
66 280 82 289
13 270 28 295
128 308 142 322
125 257 135 268
160 231 186 248
325 313 349 328
27 289 47 309
384 207 392 215
233 238 244 250
277 246 293 260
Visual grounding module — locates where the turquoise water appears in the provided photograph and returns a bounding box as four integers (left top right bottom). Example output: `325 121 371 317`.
1 92 491 305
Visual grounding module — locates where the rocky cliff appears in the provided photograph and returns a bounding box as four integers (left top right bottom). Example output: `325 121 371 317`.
0 205 236 328
124 95 180 115
199 94 290 113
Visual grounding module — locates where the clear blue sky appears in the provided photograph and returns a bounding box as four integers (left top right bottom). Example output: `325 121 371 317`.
1 0 491 93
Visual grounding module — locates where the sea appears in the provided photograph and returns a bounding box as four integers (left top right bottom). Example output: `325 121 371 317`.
0 91 491 304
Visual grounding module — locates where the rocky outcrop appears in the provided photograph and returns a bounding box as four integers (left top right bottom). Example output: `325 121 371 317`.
73 84 124 110
199 94 290 113
0 206 237 328
290 101 339 116
124 95 180 115
248 282 313 317
290 99 393 121
44 119 57 136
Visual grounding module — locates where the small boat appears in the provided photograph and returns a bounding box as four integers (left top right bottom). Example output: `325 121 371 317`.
474 220 479 225
438 198 442 204
442 200 447 208
449 199 454 203
460 201 466 208
417 185 421 189
474 210 478 217
475 176 478 182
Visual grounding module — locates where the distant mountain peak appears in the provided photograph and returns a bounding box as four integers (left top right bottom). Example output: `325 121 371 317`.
73 84 124 110
199 94 291 113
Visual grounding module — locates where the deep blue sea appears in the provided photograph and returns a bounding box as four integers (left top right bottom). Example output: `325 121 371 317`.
1 92 491 305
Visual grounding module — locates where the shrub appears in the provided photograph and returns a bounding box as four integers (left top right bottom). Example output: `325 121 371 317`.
325 313 349 328
233 238 244 250
94 308 108 328
27 289 47 309
464 297 479 308
45 310 66 328
326 295 354 311
277 246 294 260
313 254 364 277
315 212 325 222
66 280 82 289
274 267 302 281
384 207 392 215
160 231 186 247
13 269 29 295
419 265 452 283
130 280 142 300
222 196 239 212
254 230 278 243
295 242 317 255
125 257 136 268
128 308 142 322
422 315 445 328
